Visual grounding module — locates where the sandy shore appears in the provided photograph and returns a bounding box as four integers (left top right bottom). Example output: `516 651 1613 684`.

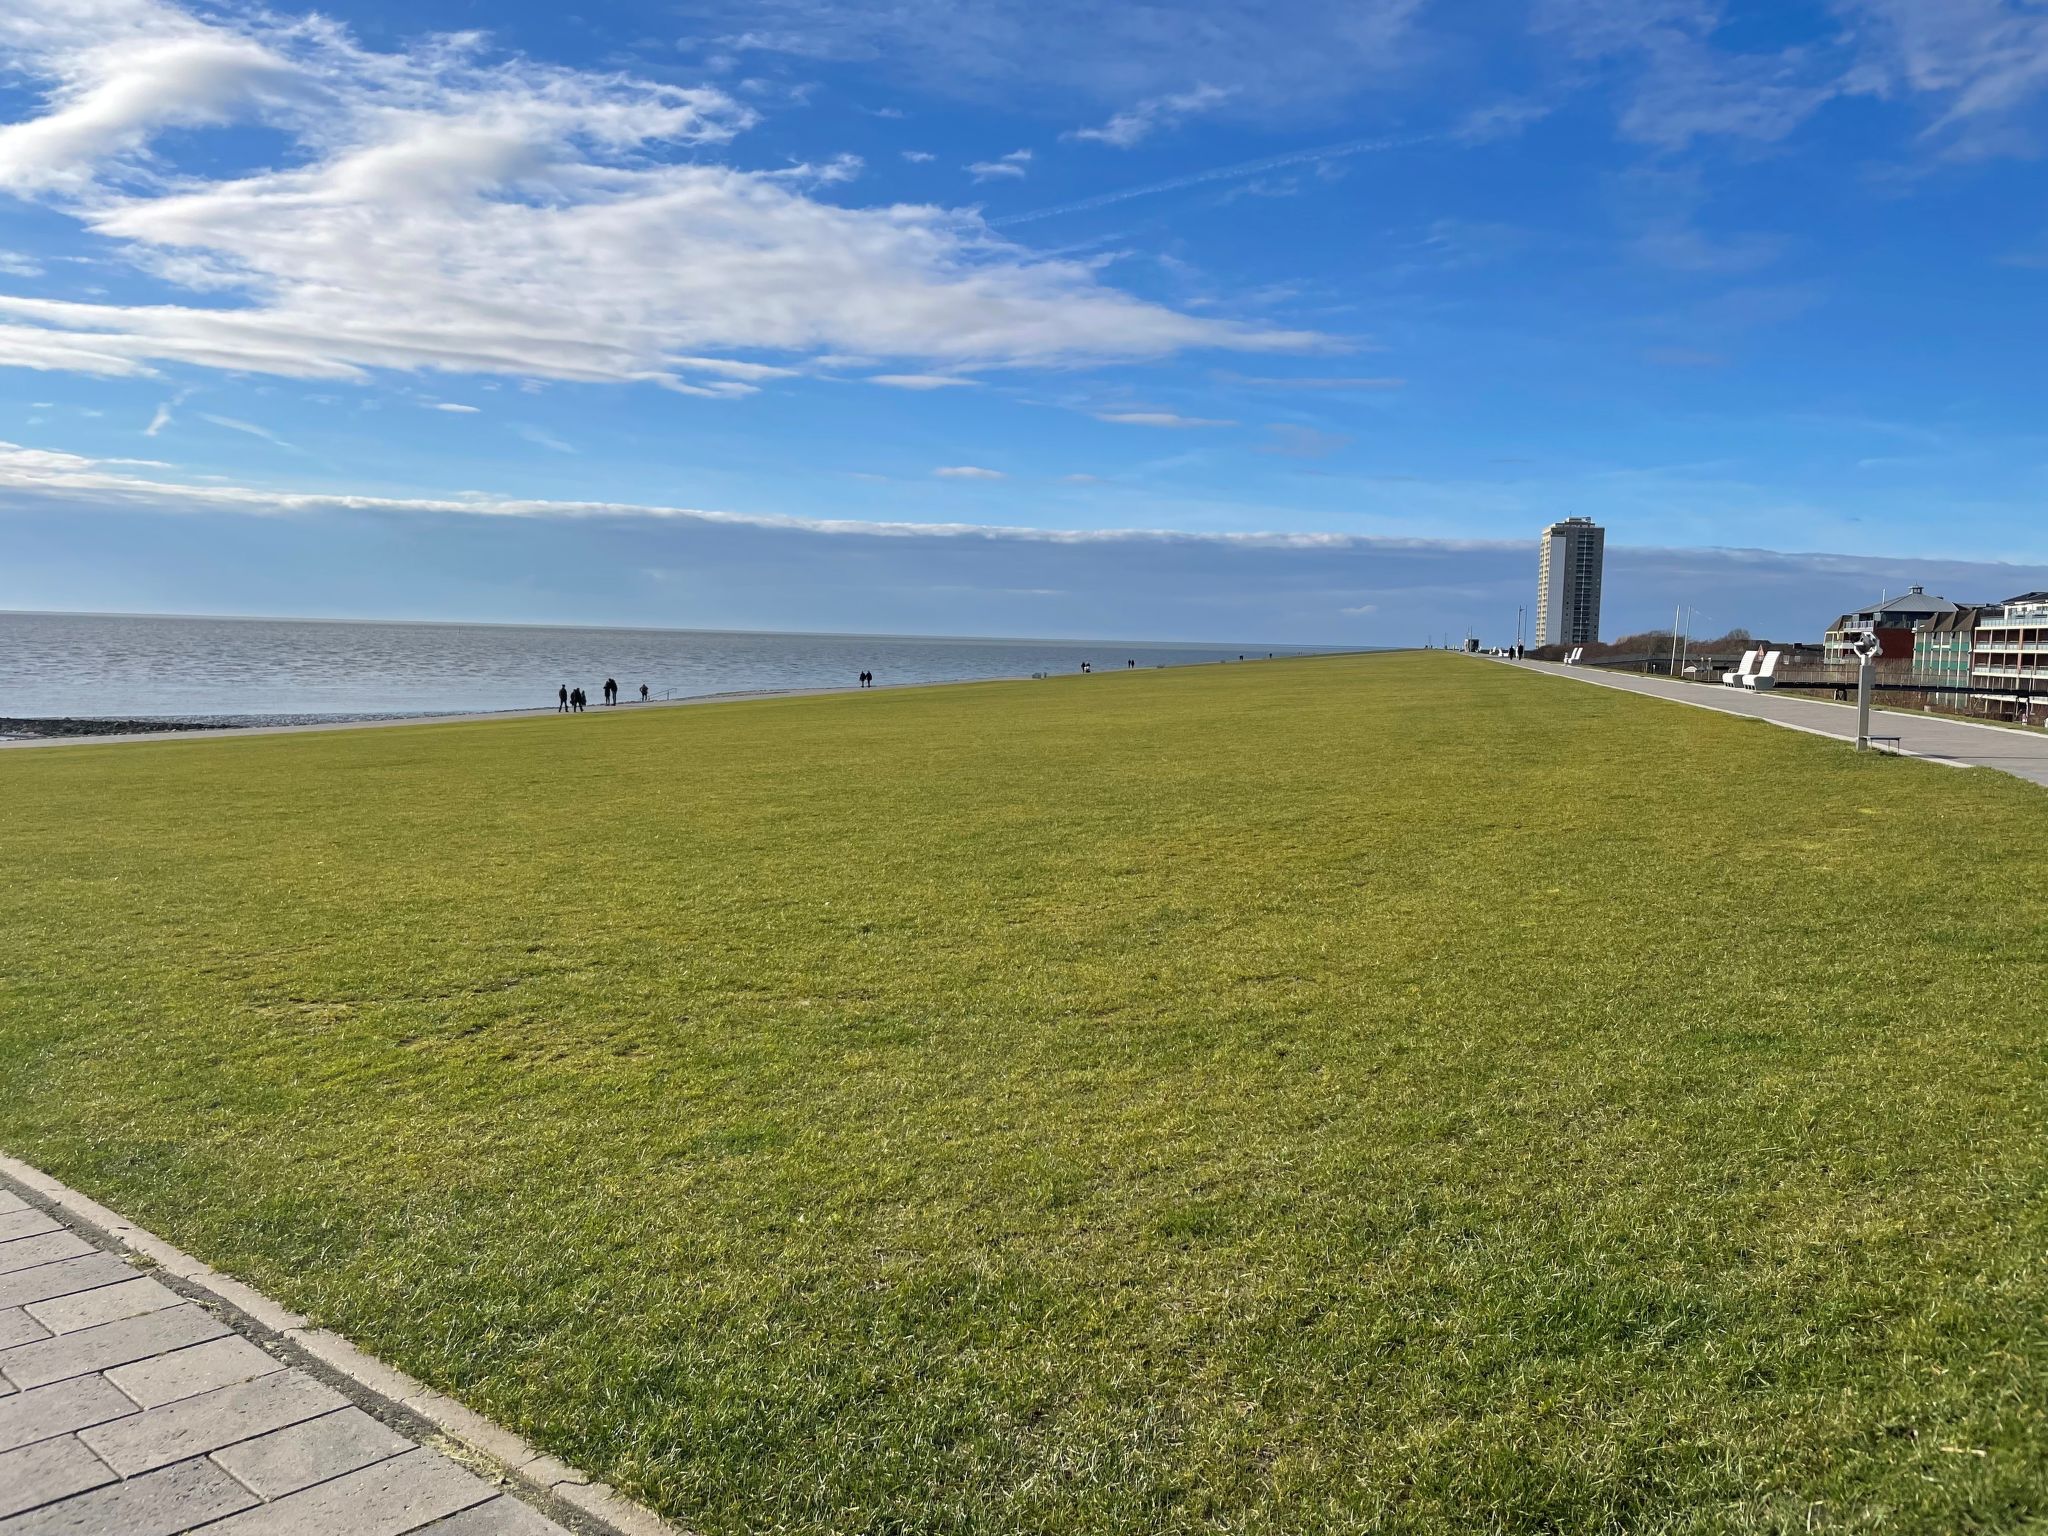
0 683 875 750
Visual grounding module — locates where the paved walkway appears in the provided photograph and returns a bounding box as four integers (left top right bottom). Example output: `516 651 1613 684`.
1511 658 2048 788
0 1181 588 1535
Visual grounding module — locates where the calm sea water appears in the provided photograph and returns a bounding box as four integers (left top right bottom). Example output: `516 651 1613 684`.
0 612 1342 720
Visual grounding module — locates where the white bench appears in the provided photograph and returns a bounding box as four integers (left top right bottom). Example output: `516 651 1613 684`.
1722 648 1761 686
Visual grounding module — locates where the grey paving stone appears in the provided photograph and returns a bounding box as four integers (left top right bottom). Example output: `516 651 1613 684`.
0 1214 60 1245
0 1305 228 1391
412 1494 575 1534
0 1311 48 1352
105 1336 282 1410
81 1367 344 1476
0 1435 115 1520
0 1376 138 1454
0 1193 27 1216
25 1279 179 1338
0 1235 92 1279
0 1452 259 1535
209 1406 410 1499
198 1447 496 1535
0 1256 135 1313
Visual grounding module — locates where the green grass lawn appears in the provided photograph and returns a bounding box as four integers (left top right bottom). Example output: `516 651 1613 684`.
6 652 2048 1535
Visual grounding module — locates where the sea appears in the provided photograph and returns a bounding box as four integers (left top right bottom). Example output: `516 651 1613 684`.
0 611 1346 724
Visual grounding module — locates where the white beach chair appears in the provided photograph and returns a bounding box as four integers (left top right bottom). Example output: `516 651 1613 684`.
1723 648 1761 686
1564 646 1585 666
1747 650 1783 690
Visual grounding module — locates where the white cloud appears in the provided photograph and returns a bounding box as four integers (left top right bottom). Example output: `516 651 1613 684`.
0 3 1316 392
1095 410 1236 428
0 17 299 194
1067 84 1234 148
428 402 481 413
967 148 1033 180
869 373 977 389
901 149 935 163
933 465 1005 478
0 252 44 278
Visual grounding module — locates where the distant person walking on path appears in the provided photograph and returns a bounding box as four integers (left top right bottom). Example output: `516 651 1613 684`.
557 684 568 713
858 670 873 688
571 687 585 712
603 677 618 706
640 683 649 702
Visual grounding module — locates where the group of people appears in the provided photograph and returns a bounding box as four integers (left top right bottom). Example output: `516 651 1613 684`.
557 678 649 713
857 671 877 688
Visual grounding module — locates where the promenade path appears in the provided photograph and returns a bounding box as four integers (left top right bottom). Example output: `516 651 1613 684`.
0 1173 636 1536
1511 658 2048 789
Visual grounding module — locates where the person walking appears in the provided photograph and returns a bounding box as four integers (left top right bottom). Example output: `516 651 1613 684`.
639 683 649 702
603 677 616 706
557 684 568 713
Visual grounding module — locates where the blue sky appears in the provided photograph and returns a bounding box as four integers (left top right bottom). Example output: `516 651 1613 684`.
2 0 2047 645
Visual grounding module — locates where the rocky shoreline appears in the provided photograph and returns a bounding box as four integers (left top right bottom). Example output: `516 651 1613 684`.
0 712 422 740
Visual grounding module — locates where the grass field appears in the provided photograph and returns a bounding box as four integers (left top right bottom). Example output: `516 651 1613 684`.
5 652 2048 1535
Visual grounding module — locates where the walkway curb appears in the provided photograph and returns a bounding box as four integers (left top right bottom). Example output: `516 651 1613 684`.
0 1151 687 1536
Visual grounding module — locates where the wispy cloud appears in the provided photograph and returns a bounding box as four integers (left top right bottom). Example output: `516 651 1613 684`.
428 402 481 413
0 4 1316 390
933 464 1006 479
143 387 191 437
967 148 1033 180
1095 411 1236 428
1260 424 1353 458
1216 373 1405 390
870 374 978 389
518 425 577 453
197 412 297 451
901 149 934 163
1067 84 1233 148
995 132 1433 226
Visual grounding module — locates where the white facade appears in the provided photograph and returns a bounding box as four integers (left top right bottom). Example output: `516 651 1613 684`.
1534 517 1604 648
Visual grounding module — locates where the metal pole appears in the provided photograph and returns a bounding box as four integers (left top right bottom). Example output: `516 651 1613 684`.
1856 651 1874 750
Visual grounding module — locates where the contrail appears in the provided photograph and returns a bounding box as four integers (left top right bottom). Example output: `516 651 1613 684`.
992 132 1435 227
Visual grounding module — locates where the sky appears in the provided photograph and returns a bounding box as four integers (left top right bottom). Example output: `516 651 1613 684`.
3 0 2048 645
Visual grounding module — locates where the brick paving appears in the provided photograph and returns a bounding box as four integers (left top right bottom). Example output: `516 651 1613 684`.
0 1184 579 1535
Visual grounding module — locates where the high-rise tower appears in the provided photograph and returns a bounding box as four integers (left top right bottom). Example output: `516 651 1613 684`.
1534 517 1604 649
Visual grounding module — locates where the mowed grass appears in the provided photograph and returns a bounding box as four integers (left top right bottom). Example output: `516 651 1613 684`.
5 652 2048 1535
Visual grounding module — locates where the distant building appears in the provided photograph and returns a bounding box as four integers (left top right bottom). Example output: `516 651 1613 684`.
1914 606 1987 687
1534 517 1604 649
1970 592 2048 721
1823 586 1958 663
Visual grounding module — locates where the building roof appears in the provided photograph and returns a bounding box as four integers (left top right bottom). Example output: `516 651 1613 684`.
1918 607 1987 635
1837 585 1957 627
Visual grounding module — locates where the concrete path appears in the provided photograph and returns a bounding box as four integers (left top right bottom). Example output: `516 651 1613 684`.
1510 658 2048 788
0 1175 639 1536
